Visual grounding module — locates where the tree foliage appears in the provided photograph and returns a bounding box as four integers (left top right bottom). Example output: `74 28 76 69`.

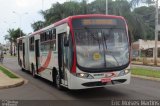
4 28 25 47
31 21 44 31
130 0 155 7
31 0 156 41
4 28 25 55
134 6 155 40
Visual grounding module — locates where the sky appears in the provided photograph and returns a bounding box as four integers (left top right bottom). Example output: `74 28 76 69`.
0 0 71 44
0 0 158 44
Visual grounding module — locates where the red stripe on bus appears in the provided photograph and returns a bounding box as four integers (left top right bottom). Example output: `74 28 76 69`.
38 51 52 72
68 18 76 73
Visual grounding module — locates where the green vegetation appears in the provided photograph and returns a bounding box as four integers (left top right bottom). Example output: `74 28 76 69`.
31 0 158 41
4 28 25 56
4 0 158 47
0 65 18 78
4 0 159 55
132 67 160 78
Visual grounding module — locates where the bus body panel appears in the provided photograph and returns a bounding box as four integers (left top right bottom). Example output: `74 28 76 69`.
28 36 35 73
17 14 131 90
17 36 30 70
67 65 131 89
68 71 131 89
27 23 70 82
25 37 30 70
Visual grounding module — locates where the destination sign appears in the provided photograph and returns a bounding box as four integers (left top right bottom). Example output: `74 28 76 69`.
82 19 117 25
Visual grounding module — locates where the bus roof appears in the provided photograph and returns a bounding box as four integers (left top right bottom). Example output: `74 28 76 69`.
69 14 124 20
30 14 125 36
17 35 28 40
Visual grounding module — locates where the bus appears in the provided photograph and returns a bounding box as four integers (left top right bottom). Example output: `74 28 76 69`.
17 14 131 90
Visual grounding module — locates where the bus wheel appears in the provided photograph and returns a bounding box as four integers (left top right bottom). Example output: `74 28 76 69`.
19 60 24 71
32 64 36 78
19 60 22 67
55 71 63 90
52 69 57 86
21 68 25 71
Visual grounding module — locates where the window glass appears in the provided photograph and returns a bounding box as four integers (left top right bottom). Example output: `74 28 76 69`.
29 37 34 51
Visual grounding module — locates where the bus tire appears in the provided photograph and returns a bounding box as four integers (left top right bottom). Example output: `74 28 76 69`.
19 60 24 71
52 68 57 86
19 59 22 67
31 64 36 78
21 68 25 71
54 70 63 90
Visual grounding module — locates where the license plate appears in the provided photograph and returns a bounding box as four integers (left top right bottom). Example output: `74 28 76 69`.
101 78 111 83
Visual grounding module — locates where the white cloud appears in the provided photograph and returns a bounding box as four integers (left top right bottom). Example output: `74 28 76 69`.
16 0 29 7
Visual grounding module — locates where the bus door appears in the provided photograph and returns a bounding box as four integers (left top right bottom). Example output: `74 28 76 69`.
35 39 40 73
22 43 25 68
58 33 68 85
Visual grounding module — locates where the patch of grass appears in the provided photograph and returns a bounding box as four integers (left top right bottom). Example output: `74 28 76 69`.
0 65 18 78
132 67 160 78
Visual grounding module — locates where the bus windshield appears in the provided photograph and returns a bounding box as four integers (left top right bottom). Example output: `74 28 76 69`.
74 27 129 70
72 17 129 71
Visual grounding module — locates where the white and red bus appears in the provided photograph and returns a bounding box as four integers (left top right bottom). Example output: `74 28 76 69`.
17 14 131 90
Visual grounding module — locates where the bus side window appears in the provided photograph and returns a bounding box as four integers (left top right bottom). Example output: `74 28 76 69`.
50 28 56 51
49 30 52 39
30 37 34 51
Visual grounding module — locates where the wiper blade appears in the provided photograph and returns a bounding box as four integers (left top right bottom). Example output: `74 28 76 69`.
109 54 120 66
103 34 108 50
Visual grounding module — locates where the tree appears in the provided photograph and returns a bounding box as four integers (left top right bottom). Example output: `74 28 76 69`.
4 29 14 56
39 1 82 26
81 0 88 14
87 0 106 14
4 28 25 56
33 0 155 41
40 2 65 25
31 21 44 31
134 6 155 40
130 0 155 7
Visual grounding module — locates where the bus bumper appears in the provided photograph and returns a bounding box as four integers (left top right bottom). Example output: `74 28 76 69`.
68 72 131 90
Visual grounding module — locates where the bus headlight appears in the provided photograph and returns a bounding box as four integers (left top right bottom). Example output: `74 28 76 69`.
118 70 130 76
75 73 94 79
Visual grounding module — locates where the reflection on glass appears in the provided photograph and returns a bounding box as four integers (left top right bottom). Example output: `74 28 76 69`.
75 28 129 70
